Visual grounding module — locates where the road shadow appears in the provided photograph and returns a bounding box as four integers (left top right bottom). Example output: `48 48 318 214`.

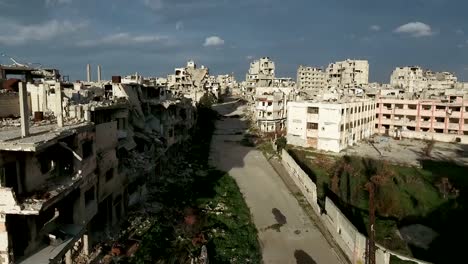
294 250 317 264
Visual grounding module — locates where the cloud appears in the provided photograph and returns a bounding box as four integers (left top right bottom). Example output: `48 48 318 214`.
370 25 381 31
45 0 72 6
246 55 254 60
0 19 87 45
142 0 163 10
455 29 464 35
394 22 434 37
203 36 224 47
176 21 184 31
77 33 169 47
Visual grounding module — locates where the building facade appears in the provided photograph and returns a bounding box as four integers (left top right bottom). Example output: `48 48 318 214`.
245 57 276 88
287 99 376 152
0 72 197 263
376 98 468 143
297 66 326 91
326 59 369 88
390 66 458 93
254 87 294 133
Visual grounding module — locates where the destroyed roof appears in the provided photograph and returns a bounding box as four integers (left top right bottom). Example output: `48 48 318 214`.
0 122 93 152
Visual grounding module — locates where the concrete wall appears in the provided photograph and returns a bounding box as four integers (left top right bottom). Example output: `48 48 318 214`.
0 93 20 118
281 149 430 264
95 122 118 153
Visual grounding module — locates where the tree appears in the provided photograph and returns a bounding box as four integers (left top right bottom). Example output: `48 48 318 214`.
275 136 287 153
198 92 217 108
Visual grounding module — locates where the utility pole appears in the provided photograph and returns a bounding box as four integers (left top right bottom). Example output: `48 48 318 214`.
365 181 376 264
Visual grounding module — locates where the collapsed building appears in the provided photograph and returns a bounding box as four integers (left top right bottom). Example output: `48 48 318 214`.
0 64 197 263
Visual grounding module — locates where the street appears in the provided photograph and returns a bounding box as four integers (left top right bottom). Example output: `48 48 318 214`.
210 100 345 264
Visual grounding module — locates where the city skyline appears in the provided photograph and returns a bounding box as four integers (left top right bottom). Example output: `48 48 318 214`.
0 0 467 82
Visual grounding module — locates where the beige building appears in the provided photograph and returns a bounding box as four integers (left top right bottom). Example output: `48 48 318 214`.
297 66 326 91
326 59 369 88
287 99 376 152
376 98 468 143
390 66 458 93
245 57 275 88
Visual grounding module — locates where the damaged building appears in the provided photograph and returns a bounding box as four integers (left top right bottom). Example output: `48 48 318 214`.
0 62 197 263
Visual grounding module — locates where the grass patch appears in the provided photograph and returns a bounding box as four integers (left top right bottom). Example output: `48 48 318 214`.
287 146 468 260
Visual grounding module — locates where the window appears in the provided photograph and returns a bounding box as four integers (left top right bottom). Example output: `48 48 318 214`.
39 156 55 174
307 107 319 114
307 123 318 129
106 168 114 182
85 186 95 206
268 102 272 106
82 141 93 159
117 118 127 130
267 112 272 116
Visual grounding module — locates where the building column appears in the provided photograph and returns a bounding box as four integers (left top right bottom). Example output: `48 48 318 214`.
430 102 435 132
460 103 465 135
65 250 72 264
42 83 48 112
0 214 10 264
444 106 449 134
56 82 64 127
19 82 30 138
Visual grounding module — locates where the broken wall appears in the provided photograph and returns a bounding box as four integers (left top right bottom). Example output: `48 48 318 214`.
0 93 20 118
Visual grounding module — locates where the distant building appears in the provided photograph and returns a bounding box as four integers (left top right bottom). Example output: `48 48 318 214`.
376 98 468 143
287 99 376 152
245 57 275 88
390 66 457 93
326 59 369 88
297 66 326 91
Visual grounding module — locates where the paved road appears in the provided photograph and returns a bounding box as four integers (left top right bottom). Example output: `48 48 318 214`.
210 101 344 264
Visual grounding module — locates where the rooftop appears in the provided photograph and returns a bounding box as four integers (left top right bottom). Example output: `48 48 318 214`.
0 122 93 152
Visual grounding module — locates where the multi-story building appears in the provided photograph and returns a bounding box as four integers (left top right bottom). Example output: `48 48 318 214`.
326 59 369 88
216 74 237 94
390 66 458 93
166 60 209 102
376 98 468 143
245 57 275 88
287 99 376 152
0 63 198 263
297 66 326 91
254 87 294 133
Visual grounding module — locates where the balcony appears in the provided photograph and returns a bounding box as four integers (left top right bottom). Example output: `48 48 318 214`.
420 121 431 128
420 110 433 116
448 123 460 130
380 108 393 115
433 110 447 118
18 224 85 264
433 122 445 129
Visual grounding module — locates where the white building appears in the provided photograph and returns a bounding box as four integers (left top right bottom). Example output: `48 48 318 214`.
326 59 369 88
254 87 294 133
287 99 376 152
297 66 326 91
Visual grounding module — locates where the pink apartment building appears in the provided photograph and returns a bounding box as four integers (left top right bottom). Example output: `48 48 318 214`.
376 98 468 143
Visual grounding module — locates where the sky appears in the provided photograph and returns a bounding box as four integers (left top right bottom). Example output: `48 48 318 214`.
0 0 468 82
